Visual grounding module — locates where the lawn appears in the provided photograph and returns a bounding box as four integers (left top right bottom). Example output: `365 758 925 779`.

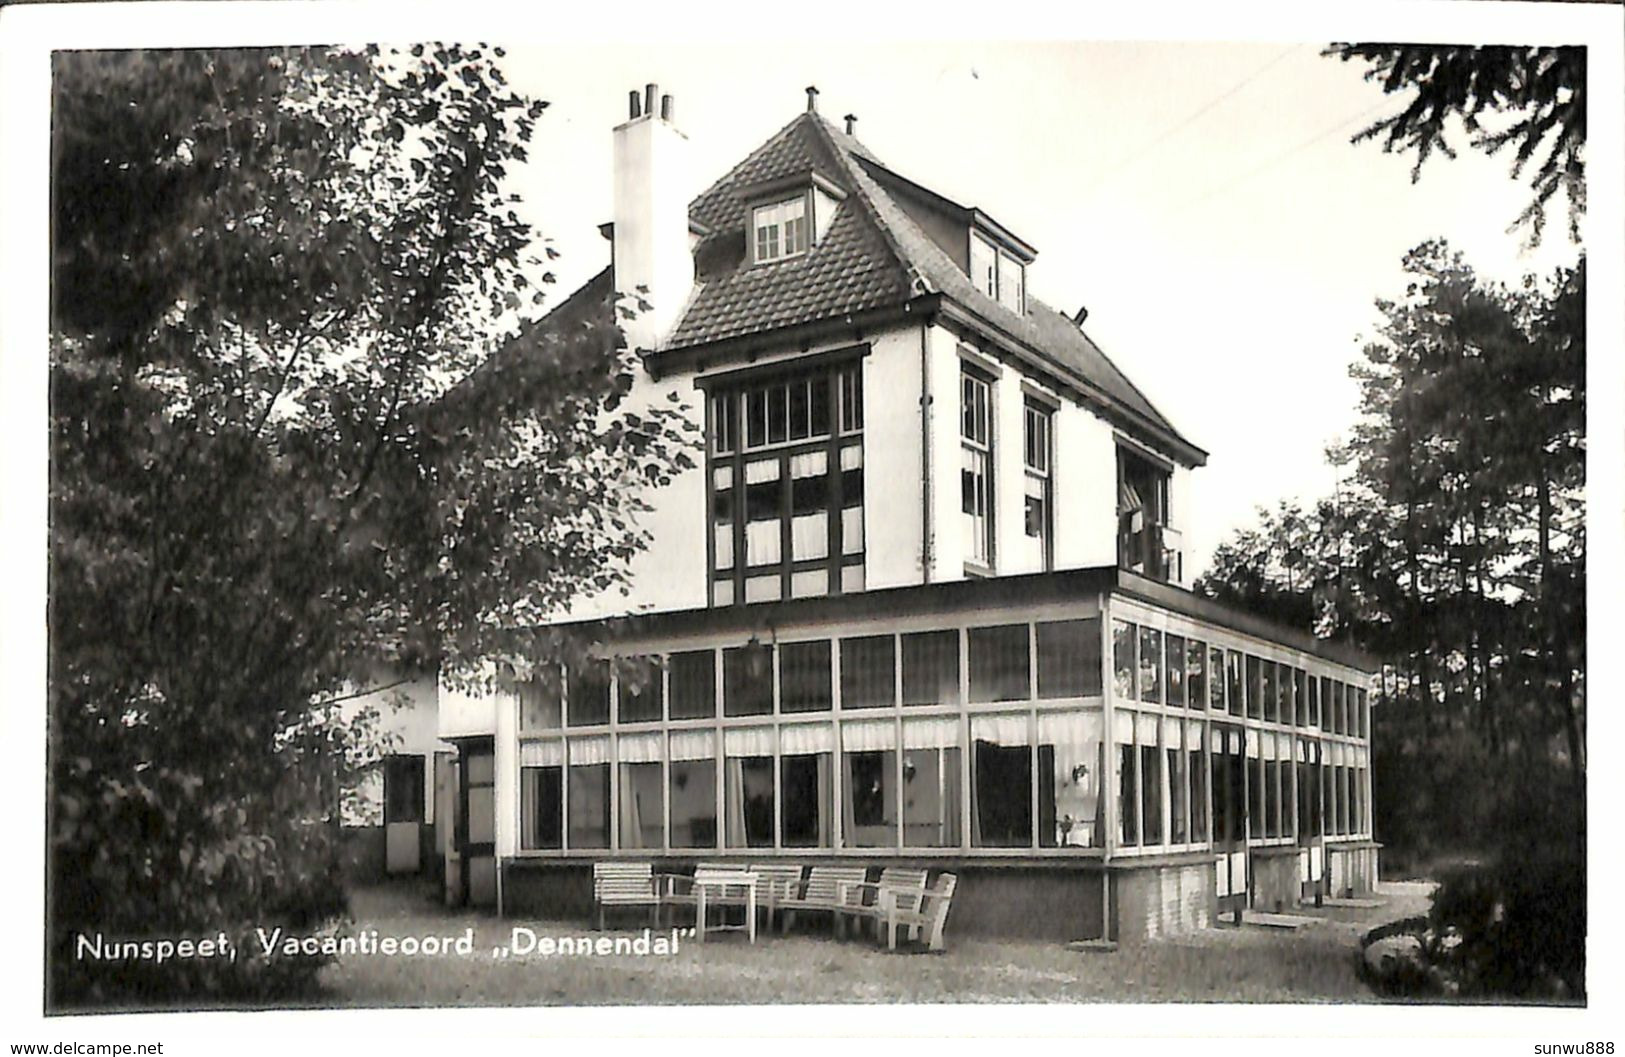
314 880 1433 1006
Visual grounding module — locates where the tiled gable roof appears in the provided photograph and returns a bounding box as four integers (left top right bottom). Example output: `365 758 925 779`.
666 110 1204 464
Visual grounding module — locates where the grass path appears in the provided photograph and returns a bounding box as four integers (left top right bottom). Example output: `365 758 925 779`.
314 881 1432 1006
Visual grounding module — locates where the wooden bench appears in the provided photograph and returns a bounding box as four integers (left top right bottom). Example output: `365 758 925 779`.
776 865 870 936
592 861 659 930
835 866 929 940
883 871 958 952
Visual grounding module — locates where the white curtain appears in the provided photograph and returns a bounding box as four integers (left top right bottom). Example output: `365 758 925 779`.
840 444 862 471
1185 718 1204 750
902 716 958 750
569 736 610 766
1136 711 1160 747
618 732 663 764
669 730 713 762
780 723 833 755
746 520 781 565
520 739 564 767
1038 709 1101 746
715 525 734 570
971 711 1029 746
791 512 828 560
1210 726 1225 754
841 506 864 556
713 465 733 490
1261 732 1278 762
1160 714 1183 751
745 459 780 484
1113 710 1135 745
1244 729 1260 758
844 719 898 752
724 726 774 756
789 450 827 478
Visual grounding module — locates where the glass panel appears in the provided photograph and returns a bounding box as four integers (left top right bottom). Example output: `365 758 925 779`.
1264 758 1280 839
1138 626 1161 704
840 635 895 709
520 766 562 850
723 645 774 716
616 657 664 723
567 762 610 849
781 753 832 847
1248 751 1264 843
843 749 895 847
1168 745 1187 844
1040 715 1104 849
1166 634 1186 707
1189 743 1207 844
519 675 563 731
971 740 1032 847
383 755 425 824
1036 618 1102 699
779 640 832 713
1112 620 1136 700
567 661 610 727
1209 646 1225 711
1118 741 1137 847
902 629 960 706
1140 742 1162 845
1262 660 1278 723
724 756 774 848
668 650 715 719
1187 640 1206 711
669 758 716 848
903 747 963 847
1227 652 1244 716
744 574 781 604
968 624 1030 703
618 762 664 849
1245 655 1262 720
1294 668 1308 727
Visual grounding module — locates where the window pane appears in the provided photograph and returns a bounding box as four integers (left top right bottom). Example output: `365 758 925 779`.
968 624 1030 702
1227 652 1244 717
810 373 831 436
1245 655 1262 720
669 757 717 848
902 630 960 706
567 762 610 849
1187 640 1207 711
669 650 716 719
1168 745 1187 844
616 657 664 723
1112 620 1136 700
1248 752 1264 843
1119 741 1138 846
520 766 563 850
519 675 563 731
903 747 963 847
781 753 832 847
383 755 425 824
567 661 610 727
1189 744 1207 843
1036 618 1102 699
1141 743 1162 845
1138 627 1162 704
725 756 775 848
1166 634 1186 707
1040 717 1104 849
1262 661 1278 723
767 383 788 444
746 389 767 448
619 762 664 849
723 645 774 716
844 750 894 846
780 640 832 713
971 740 1031 847
840 635 895 709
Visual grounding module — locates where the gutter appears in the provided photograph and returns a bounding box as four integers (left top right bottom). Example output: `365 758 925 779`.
919 317 933 583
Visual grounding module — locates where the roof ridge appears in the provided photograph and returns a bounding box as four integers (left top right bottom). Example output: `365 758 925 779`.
802 111 934 298
1026 294 1199 456
685 112 810 216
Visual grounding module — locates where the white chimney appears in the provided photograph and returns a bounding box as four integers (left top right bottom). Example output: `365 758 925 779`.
612 83 693 353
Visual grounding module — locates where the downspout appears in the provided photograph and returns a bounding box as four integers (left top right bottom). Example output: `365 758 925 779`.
919 319 933 583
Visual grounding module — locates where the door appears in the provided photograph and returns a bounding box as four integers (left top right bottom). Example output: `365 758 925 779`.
1211 722 1248 914
452 738 497 908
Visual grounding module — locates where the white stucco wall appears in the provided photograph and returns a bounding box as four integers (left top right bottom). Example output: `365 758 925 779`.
339 672 447 827
924 322 967 581
1051 400 1119 572
859 323 927 590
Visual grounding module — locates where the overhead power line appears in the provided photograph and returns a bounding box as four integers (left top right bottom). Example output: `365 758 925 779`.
1169 97 1396 215
1084 44 1307 193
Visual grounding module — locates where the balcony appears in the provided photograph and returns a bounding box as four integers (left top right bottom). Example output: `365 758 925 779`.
1117 511 1183 584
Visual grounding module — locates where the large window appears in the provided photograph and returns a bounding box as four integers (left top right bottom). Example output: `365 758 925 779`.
970 231 1026 313
618 736 664 850
617 657 664 724
669 651 716 720
968 624 1030 703
724 730 775 848
961 369 994 567
1023 401 1052 569
971 715 1031 847
840 635 894 709
567 661 611 727
709 360 863 605
842 723 895 847
520 763 563 850
902 630 960 707
752 195 809 263
669 732 717 848
1117 445 1173 580
567 744 610 849
780 741 832 848
1036 619 1101 699
903 718 962 848
779 640 832 713
1039 711 1103 848
383 754 425 825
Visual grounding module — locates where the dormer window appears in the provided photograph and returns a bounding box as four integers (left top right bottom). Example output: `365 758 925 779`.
970 231 1025 313
753 195 809 264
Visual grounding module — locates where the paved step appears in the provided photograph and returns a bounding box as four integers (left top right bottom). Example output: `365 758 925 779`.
1243 912 1320 931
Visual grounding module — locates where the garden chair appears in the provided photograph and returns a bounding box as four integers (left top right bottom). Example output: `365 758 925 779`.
883 871 958 952
592 861 659 930
776 865 869 936
836 866 928 940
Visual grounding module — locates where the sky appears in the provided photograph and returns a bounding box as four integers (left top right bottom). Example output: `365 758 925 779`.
492 38 1586 579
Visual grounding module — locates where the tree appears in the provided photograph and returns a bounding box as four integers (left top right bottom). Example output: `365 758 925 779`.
1198 242 1585 994
1327 45 1586 245
49 46 693 1006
